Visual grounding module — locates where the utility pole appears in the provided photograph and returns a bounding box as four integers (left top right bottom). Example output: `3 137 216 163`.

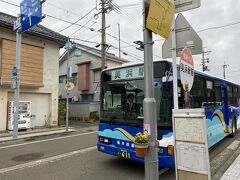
65 37 72 132
222 61 229 79
202 49 211 72
118 23 121 58
100 0 107 70
13 17 22 139
143 1 159 180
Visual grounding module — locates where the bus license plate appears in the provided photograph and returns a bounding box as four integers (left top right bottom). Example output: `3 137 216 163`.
118 149 130 159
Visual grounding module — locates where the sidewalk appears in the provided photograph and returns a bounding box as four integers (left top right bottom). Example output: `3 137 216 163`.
221 140 240 180
221 154 240 180
0 121 98 142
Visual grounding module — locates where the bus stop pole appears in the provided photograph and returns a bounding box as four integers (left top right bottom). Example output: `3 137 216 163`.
170 1 179 180
143 1 159 180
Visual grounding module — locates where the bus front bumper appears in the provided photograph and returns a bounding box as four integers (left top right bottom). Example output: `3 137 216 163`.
97 142 175 168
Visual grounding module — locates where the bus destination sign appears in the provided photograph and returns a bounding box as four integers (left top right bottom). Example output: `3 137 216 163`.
111 66 144 81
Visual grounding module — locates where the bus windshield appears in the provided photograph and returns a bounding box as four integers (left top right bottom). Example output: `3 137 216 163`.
100 78 173 129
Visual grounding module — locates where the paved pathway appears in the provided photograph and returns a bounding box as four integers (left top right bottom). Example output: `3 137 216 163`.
221 154 240 180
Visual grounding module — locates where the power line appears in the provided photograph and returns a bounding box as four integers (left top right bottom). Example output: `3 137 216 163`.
46 14 97 32
111 1 142 30
0 0 99 34
198 20 240 33
0 0 146 63
70 38 99 44
110 45 143 62
70 17 96 36
118 2 142 8
58 7 97 33
73 21 96 37
45 1 97 24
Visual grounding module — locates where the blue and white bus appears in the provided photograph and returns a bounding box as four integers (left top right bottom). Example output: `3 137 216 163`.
97 60 240 168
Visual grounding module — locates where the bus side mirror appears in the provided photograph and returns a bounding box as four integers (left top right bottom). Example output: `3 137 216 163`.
158 131 163 140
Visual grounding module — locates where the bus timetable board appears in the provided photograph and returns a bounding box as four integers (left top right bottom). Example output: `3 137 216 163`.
172 109 211 180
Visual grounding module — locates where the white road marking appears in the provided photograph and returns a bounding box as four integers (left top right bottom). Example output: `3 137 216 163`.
159 168 169 175
0 146 96 174
0 131 97 150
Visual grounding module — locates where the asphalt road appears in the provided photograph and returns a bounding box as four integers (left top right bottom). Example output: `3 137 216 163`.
0 127 239 180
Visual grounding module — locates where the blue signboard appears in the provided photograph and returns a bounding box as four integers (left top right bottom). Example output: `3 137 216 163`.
12 66 17 77
20 0 41 32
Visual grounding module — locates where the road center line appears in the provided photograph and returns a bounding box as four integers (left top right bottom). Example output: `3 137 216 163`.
0 146 96 174
0 131 97 150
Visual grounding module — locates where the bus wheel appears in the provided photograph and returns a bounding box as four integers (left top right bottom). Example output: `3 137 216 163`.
230 118 237 137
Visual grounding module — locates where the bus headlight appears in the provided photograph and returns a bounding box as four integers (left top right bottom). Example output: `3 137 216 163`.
99 136 112 145
167 145 174 155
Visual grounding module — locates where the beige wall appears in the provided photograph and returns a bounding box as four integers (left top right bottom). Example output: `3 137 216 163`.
0 27 59 131
106 59 122 68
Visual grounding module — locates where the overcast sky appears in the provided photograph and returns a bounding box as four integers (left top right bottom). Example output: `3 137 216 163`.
1 0 240 83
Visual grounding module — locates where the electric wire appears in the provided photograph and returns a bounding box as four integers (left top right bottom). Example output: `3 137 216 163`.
111 1 142 30
58 7 97 33
70 17 96 36
198 21 240 33
45 1 97 24
75 21 97 37
118 2 142 9
2 0 240 35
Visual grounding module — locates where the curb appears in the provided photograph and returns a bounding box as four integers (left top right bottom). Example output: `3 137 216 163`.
0 129 76 143
211 140 240 180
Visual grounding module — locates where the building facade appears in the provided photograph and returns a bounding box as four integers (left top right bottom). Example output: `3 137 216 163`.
0 12 67 131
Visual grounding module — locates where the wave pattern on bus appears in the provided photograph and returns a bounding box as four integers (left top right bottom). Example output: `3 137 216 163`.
211 110 229 132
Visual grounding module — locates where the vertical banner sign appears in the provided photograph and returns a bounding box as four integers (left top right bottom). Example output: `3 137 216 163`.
179 47 194 92
146 0 175 39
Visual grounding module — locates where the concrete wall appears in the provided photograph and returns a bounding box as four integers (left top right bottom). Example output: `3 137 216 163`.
0 27 59 131
69 102 100 120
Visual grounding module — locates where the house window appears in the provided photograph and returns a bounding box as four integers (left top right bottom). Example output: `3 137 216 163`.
72 73 77 85
1 39 44 87
94 70 101 82
82 94 93 101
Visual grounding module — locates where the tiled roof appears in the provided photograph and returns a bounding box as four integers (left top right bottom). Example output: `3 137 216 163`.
0 12 67 46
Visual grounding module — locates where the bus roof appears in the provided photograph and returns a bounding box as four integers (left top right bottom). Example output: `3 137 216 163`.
103 60 240 87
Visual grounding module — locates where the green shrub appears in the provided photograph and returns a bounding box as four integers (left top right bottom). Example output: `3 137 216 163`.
89 111 99 122
58 101 66 126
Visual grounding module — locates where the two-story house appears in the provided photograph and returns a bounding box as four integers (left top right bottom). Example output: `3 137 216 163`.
59 43 128 120
0 12 67 131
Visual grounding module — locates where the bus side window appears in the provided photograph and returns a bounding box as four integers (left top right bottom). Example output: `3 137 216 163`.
178 82 185 109
191 75 205 108
214 80 223 108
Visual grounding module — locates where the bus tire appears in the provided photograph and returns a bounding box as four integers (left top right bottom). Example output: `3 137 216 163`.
230 117 237 137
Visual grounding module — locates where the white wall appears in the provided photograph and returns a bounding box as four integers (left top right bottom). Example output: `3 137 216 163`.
7 92 50 127
0 88 8 131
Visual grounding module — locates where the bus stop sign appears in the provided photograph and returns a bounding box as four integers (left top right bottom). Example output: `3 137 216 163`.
180 47 194 92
